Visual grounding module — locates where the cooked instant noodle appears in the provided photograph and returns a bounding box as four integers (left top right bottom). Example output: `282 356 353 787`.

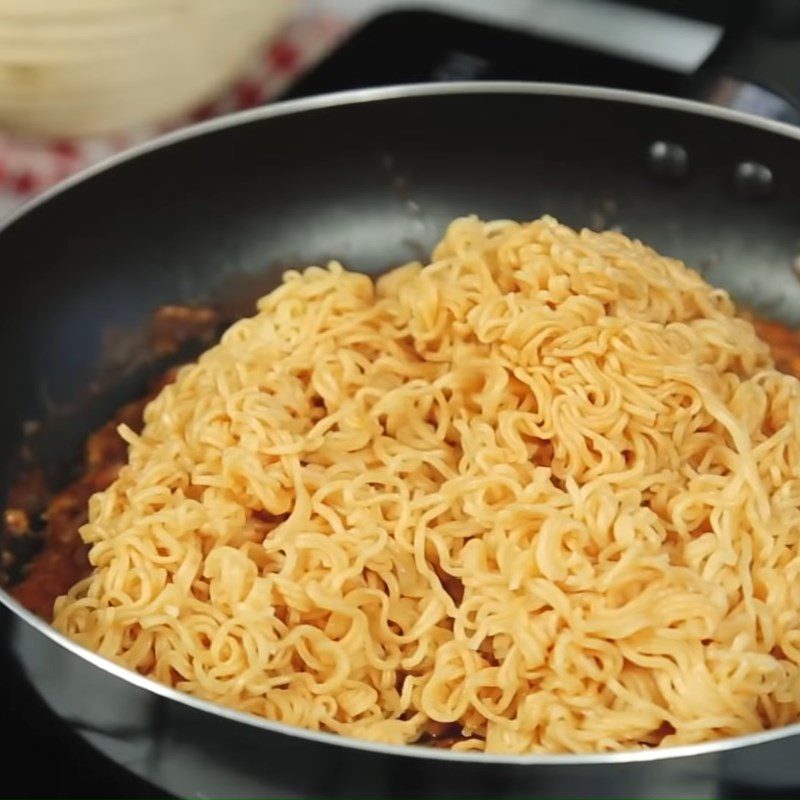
53 216 800 754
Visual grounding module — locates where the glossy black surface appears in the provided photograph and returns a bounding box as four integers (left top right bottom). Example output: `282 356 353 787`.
0 610 169 798
283 10 691 101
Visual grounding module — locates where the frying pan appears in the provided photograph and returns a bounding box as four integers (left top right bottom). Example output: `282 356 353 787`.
1 83 800 800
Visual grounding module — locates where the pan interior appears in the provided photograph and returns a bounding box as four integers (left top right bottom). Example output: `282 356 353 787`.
1 84 800 764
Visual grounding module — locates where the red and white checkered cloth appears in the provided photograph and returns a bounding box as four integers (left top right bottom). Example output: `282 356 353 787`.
0 11 347 219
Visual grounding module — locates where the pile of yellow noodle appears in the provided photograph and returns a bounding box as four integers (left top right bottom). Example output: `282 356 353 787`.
54 215 800 754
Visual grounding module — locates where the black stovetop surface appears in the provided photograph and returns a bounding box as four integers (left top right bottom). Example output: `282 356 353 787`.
282 8 691 103
1 629 167 798
2 6 797 799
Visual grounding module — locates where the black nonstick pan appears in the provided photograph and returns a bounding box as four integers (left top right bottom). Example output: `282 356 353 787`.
1 83 800 800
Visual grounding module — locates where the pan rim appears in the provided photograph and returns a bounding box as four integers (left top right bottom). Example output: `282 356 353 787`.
3 79 800 238
2 80 800 766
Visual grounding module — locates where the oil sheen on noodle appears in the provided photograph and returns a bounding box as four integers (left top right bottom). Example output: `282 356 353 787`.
54 216 800 754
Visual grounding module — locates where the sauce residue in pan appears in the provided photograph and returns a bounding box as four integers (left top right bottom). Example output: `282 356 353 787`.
1 305 219 619
3 380 169 619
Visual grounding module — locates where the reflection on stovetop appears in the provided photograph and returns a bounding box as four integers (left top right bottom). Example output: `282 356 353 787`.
1 616 170 798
